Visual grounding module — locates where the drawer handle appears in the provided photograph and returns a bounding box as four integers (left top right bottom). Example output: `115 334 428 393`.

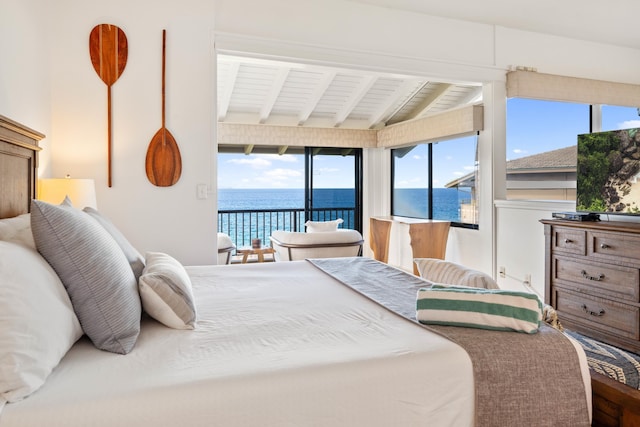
600 243 611 249
581 270 604 281
582 304 605 317
564 238 573 244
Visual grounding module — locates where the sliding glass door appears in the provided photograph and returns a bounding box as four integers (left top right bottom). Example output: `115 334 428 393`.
305 147 362 232
217 145 363 248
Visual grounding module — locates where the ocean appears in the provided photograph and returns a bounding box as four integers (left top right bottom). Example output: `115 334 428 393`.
218 188 465 219
218 188 466 247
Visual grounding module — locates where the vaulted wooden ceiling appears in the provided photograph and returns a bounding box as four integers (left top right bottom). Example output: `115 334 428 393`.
217 55 482 130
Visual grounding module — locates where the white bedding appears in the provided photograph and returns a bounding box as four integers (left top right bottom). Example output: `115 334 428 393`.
1 261 476 427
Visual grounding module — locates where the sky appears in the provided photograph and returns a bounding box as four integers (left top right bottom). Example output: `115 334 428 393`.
217 102 640 190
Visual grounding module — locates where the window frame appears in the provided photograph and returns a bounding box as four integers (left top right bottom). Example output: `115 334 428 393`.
390 137 479 230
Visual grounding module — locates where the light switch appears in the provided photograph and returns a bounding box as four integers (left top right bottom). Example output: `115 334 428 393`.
196 184 208 199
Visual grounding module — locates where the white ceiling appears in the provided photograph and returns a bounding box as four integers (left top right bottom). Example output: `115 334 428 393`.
349 0 640 50
217 55 482 130
217 1 640 132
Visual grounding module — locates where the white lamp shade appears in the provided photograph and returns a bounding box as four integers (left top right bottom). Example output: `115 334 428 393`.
38 178 97 209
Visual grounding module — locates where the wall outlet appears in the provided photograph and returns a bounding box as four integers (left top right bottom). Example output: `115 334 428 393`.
499 266 506 278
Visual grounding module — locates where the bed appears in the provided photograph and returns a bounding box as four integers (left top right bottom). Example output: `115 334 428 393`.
0 116 592 426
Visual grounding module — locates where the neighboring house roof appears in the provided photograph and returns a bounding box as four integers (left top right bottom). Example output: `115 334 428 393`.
445 146 576 188
507 146 576 173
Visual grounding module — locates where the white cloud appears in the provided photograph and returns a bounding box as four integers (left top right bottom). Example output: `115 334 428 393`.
463 165 475 171
264 168 303 180
619 120 640 129
397 177 423 186
513 148 528 155
412 155 423 160
226 154 299 169
227 157 271 168
256 154 299 163
314 167 339 175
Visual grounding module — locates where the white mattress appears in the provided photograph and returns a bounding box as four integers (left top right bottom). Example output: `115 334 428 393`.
1 261 476 427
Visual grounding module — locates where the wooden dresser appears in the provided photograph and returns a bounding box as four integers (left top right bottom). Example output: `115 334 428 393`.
542 219 640 427
541 219 640 353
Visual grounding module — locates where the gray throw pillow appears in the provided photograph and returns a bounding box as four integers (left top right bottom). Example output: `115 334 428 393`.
83 207 145 281
31 200 141 354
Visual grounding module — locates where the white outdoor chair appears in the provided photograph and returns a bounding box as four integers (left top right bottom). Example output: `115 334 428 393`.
217 232 235 265
269 229 364 261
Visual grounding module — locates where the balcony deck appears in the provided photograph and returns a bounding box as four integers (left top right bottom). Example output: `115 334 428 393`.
218 207 357 263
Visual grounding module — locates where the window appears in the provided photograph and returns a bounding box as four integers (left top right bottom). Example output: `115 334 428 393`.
391 135 478 228
601 105 640 131
506 98 589 200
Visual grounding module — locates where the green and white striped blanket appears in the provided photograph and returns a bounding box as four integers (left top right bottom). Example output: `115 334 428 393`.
416 285 543 333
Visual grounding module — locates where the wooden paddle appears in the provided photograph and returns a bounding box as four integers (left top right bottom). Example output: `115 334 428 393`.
89 24 128 188
145 29 182 187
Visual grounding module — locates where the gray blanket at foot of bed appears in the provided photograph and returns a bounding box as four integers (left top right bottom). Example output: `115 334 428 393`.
308 257 591 427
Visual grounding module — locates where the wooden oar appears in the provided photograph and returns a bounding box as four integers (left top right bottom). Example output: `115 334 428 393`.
89 24 128 188
145 29 182 187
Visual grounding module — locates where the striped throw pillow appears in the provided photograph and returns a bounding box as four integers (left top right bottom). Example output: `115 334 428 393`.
31 200 141 354
414 258 499 289
139 252 197 330
416 285 542 334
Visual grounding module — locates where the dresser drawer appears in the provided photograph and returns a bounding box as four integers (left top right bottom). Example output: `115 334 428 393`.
551 227 585 255
589 231 640 264
553 255 639 302
554 288 640 340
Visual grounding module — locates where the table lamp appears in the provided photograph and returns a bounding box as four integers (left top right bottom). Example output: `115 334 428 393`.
38 176 97 209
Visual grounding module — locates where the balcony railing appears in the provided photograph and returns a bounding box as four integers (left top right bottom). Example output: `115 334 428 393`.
218 207 356 249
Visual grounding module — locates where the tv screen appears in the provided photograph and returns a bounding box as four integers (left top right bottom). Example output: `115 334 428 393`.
577 127 640 215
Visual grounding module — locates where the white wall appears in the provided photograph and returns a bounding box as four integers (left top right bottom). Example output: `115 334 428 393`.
45 0 216 264
495 200 574 297
1 0 52 172
6 0 640 270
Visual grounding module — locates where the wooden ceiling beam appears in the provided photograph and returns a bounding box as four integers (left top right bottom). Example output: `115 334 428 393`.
218 61 240 122
406 83 453 121
383 80 431 126
457 86 483 106
259 67 290 124
298 71 336 126
333 75 377 128
367 79 421 129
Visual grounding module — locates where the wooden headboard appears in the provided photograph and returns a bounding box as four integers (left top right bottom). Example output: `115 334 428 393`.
0 115 44 219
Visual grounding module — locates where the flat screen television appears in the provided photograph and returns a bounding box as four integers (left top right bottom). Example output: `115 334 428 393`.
577 127 640 215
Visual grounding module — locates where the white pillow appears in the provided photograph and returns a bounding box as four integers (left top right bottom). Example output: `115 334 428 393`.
139 252 197 330
0 214 35 249
305 218 343 233
0 198 75 251
0 241 83 404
